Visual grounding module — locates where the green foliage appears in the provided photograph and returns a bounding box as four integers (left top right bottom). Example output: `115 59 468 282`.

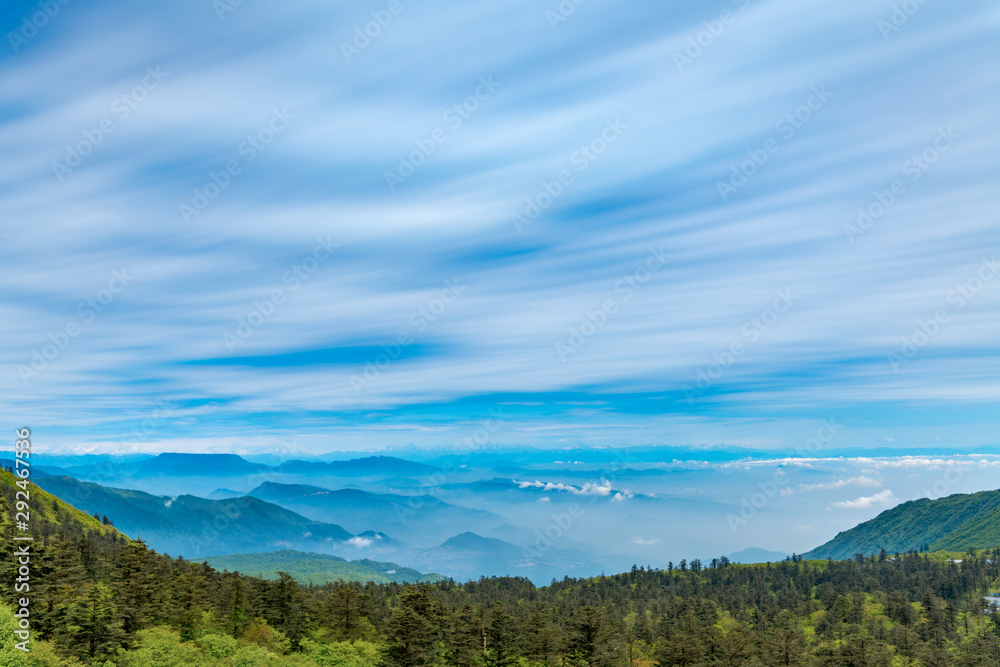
0 470 116 537
805 489 1000 559
0 606 83 666
202 550 441 586
383 586 442 667
196 633 238 658
242 618 292 655
484 603 519 667
230 644 283 667
304 639 381 667
117 627 205 666
0 603 31 666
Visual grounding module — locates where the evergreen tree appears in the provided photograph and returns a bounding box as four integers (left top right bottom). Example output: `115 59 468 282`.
484 603 519 667
63 582 120 661
445 603 483 667
384 586 441 667
115 538 158 642
266 572 310 648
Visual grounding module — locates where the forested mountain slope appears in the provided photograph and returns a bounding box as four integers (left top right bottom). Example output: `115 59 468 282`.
804 489 1000 560
201 549 442 586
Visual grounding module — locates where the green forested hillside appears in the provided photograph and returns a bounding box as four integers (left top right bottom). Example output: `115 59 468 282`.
3 468 1000 665
0 469 120 539
32 475 355 557
804 489 1000 560
202 550 442 585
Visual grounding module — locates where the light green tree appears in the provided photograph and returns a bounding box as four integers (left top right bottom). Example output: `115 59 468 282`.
0 604 31 667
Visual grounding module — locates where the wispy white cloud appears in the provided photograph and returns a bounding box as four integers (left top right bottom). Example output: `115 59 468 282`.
1 0 998 449
798 476 883 491
831 489 897 510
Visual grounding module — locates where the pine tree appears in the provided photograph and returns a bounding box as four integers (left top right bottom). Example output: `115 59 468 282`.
445 603 483 667
265 572 310 648
323 586 355 640
523 608 563 666
63 581 120 661
114 538 154 641
33 536 89 641
384 586 441 667
484 603 519 667
218 571 253 637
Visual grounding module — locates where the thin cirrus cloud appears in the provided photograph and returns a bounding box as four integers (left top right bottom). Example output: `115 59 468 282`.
0 0 998 451
798 476 884 492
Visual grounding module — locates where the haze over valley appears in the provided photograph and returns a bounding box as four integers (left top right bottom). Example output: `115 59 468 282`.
20 446 1000 584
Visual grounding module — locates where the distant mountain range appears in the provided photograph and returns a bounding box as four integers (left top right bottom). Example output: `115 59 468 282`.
728 547 789 564
406 531 603 583
53 452 438 480
54 453 270 479
243 481 505 546
33 475 355 557
0 459 70 478
35 452 1000 583
276 456 438 477
804 489 1000 560
30 472 609 583
0 469 448 588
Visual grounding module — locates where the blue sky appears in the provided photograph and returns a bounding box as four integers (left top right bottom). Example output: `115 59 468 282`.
2 0 999 454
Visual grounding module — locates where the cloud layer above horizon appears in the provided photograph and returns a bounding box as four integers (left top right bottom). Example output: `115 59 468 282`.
2 0 999 452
